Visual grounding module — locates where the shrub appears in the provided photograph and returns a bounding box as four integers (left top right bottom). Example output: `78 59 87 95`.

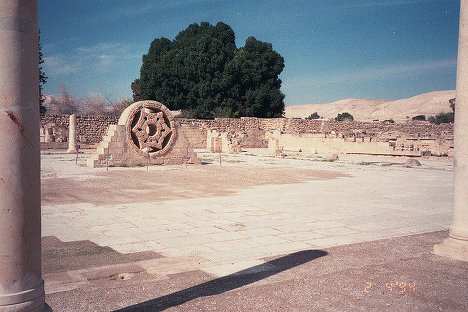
335 112 354 122
412 115 426 121
305 112 320 120
428 98 456 124
428 112 454 124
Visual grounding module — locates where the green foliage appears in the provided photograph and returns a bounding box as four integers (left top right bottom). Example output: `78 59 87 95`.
39 31 47 114
134 22 285 119
428 98 455 124
212 106 233 118
412 115 426 121
449 98 455 112
223 37 285 118
305 112 320 120
131 80 142 102
428 112 454 124
335 112 354 122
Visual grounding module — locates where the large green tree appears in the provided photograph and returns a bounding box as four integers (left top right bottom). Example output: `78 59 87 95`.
224 37 284 118
133 22 285 119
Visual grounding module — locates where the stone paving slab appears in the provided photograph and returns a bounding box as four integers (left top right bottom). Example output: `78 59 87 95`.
44 231 468 312
41 151 453 277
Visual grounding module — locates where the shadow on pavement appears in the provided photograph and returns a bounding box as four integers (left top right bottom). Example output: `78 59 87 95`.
116 249 327 311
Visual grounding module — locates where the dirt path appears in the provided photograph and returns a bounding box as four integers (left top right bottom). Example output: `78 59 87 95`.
41 165 348 205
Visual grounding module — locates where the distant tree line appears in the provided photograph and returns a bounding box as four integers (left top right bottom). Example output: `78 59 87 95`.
132 22 285 119
305 112 355 121
411 98 455 124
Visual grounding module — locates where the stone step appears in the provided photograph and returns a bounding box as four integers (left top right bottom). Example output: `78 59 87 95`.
86 157 100 168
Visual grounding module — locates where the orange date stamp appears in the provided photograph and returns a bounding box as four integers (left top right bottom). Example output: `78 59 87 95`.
364 282 416 293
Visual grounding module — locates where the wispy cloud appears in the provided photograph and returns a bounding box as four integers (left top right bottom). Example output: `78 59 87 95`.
341 0 442 9
43 54 81 75
44 42 140 77
42 43 57 53
283 58 456 89
100 0 228 20
76 42 123 54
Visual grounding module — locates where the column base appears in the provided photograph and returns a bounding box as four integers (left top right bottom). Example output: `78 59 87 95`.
67 148 77 154
434 237 468 262
0 293 45 312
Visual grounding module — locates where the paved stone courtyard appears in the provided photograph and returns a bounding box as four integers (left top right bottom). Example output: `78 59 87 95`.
41 149 453 282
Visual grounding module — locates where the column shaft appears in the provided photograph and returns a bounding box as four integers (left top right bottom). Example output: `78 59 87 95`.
451 0 468 240
0 0 45 311
67 114 77 153
434 0 468 262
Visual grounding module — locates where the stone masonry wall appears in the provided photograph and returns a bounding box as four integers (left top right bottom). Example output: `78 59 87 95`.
178 117 453 156
177 117 453 137
41 114 118 143
41 115 453 150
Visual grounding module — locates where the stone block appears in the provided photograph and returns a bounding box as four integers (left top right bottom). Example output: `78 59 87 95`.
97 147 109 155
87 158 100 168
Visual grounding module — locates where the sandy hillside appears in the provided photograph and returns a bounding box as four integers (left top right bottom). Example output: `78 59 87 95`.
285 90 456 122
42 94 61 112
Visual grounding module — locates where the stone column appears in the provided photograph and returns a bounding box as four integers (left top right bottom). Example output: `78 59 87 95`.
434 0 468 262
67 114 77 153
0 0 45 311
44 127 52 143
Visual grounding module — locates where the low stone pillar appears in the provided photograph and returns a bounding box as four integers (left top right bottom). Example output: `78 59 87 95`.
67 114 77 153
44 127 52 143
434 0 468 262
0 0 45 311
206 129 213 152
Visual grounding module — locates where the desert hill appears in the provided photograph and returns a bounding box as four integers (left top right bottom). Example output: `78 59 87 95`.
42 94 62 113
284 90 456 122
42 94 115 115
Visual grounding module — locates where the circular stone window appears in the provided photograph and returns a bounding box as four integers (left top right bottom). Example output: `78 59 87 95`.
119 101 177 157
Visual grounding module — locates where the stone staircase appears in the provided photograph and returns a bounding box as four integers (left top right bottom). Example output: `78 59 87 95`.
87 125 126 168
87 123 201 168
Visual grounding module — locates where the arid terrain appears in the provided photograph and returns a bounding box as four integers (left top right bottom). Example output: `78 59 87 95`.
285 90 456 121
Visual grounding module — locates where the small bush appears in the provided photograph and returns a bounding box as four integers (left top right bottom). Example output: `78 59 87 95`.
428 112 454 124
335 112 354 122
412 115 426 121
305 112 320 120
428 98 456 124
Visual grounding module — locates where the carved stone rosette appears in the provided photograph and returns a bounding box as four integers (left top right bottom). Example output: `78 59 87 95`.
119 101 177 157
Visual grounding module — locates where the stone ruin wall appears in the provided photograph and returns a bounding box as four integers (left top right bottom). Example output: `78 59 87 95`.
40 114 119 144
178 117 453 137
40 114 454 155
179 117 453 155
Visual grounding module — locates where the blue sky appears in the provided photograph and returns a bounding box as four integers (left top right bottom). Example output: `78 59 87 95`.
38 0 460 106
